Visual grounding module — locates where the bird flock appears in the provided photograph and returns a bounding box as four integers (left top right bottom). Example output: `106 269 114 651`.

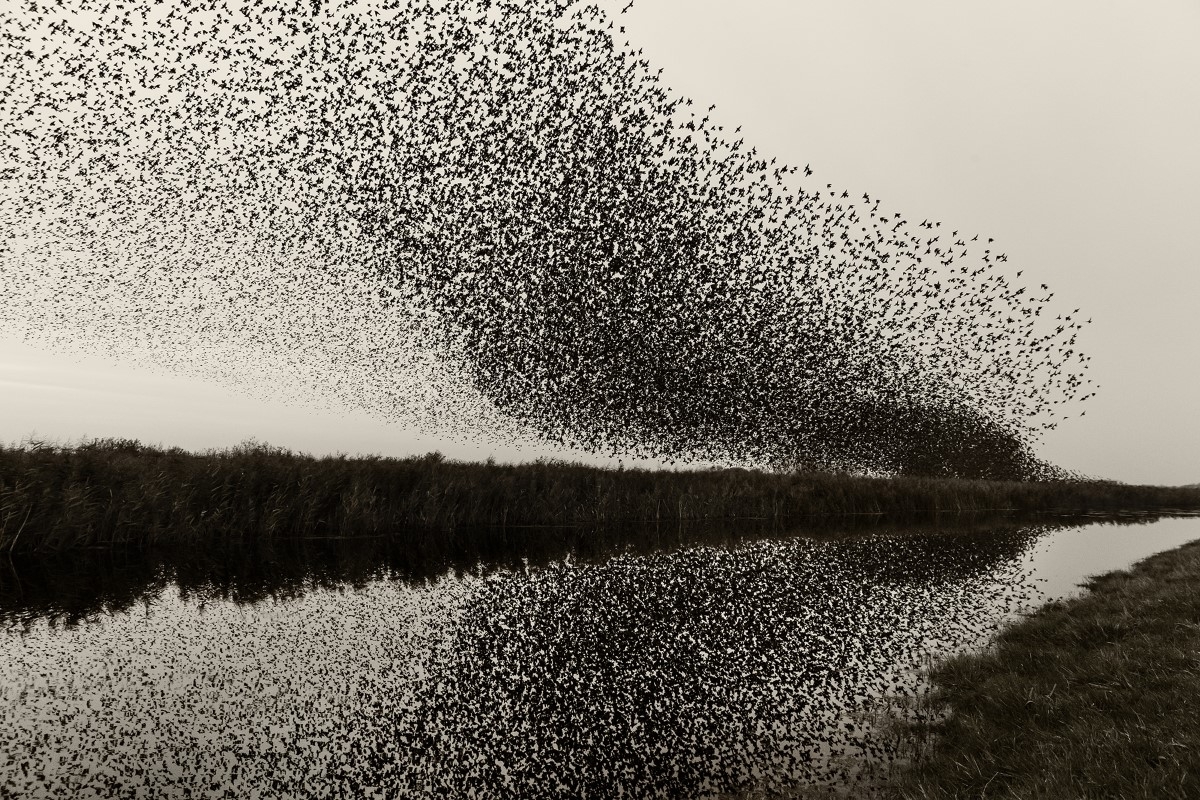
1 523 1053 798
1 0 1094 476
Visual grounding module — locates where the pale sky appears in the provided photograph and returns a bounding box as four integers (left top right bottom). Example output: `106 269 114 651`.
2 0 1198 485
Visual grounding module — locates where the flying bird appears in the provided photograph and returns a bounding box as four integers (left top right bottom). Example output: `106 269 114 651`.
0 0 1093 481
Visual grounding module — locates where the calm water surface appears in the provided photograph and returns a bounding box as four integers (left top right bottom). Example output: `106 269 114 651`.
2 514 1197 798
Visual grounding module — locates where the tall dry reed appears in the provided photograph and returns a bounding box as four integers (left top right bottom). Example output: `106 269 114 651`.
2 438 1197 553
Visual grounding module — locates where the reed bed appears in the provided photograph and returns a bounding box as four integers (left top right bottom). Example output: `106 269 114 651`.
2 438 1198 553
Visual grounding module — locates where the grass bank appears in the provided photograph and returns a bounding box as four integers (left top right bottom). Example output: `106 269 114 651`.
2 438 1199 553
880 536 1200 799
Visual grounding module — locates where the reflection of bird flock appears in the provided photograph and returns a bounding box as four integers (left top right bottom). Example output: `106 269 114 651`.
0 529 1045 797
1 0 1093 477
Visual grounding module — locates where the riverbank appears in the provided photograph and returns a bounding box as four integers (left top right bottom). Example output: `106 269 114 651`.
874 535 1200 798
722 533 1200 799
2 438 1199 553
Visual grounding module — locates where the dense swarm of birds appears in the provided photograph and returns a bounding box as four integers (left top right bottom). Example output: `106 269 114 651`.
1 524 1053 798
0 0 1095 477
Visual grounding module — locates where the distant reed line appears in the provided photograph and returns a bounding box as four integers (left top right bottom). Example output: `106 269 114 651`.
2 439 1198 554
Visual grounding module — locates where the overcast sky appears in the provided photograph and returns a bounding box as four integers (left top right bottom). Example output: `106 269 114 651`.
2 0 1197 485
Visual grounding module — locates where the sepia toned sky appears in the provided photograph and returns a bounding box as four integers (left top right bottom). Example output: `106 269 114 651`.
2 0 1197 485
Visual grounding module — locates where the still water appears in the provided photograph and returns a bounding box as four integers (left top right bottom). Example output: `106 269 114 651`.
2 514 1197 798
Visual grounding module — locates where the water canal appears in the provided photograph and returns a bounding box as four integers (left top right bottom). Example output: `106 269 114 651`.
2 513 1197 798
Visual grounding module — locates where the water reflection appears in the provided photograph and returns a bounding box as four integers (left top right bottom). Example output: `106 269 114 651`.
0 514 1057 629
1 514 1196 798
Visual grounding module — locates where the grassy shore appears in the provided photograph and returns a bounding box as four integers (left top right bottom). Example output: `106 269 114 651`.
2 438 1199 553
876 535 1200 799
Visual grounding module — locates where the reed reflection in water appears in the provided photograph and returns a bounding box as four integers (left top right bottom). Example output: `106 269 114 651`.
1 515 1192 798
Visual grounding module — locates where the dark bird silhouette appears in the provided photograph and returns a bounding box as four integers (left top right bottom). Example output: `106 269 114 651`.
0 0 1093 484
